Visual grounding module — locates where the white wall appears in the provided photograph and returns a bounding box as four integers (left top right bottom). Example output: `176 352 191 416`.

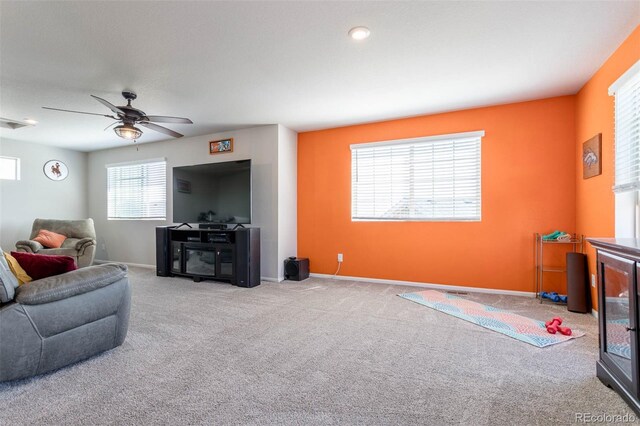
87 125 282 280
0 138 88 251
0 124 297 280
277 124 298 279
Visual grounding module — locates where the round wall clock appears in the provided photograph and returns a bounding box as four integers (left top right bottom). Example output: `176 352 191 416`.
43 160 69 181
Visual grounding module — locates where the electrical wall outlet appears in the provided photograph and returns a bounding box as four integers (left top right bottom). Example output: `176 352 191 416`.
591 274 596 288
337 253 343 262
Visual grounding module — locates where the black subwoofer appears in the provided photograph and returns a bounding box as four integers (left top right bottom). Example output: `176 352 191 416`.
284 257 309 281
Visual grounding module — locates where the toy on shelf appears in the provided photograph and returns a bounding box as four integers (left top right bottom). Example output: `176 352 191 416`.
542 230 562 240
545 317 572 335
540 291 568 303
541 230 572 241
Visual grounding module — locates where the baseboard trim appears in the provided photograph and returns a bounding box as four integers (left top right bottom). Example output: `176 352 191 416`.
94 259 155 269
309 273 536 297
261 277 281 282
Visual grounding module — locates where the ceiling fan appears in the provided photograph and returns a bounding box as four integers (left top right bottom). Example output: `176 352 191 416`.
43 90 193 141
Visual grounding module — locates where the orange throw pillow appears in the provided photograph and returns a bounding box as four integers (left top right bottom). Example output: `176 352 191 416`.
33 229 67 248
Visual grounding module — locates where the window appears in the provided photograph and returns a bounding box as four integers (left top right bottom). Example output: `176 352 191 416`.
610 60 640 237
351 131 483 221
0 156 20 180
107 159 166 220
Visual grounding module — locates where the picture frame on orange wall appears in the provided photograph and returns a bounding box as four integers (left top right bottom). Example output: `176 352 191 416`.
582 134 602 179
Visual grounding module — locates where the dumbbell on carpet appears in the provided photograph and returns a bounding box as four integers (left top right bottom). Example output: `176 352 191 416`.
545 317 572 335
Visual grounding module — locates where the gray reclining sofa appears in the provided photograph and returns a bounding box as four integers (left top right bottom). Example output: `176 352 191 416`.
0 255 131 382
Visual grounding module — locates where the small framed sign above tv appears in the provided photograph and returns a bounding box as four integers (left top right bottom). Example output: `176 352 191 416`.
209 138 233 155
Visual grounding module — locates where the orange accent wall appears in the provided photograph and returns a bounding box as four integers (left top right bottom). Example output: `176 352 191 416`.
298 96 576 292
576 25 640 310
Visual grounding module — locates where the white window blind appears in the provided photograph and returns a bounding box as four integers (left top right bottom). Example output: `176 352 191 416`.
107 159 166 220
0 156 20 180
351 131 483 221
611 61 640 193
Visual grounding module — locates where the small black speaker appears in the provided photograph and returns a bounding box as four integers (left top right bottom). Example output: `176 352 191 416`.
284 257 309 281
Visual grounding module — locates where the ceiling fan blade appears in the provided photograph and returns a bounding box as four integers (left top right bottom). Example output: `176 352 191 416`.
139 121 183 138
42 106 116 119
144 115 193 124
90 95 126 116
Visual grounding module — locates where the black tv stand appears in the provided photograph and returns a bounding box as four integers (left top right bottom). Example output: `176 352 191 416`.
155 226 260 287
175 223 193 229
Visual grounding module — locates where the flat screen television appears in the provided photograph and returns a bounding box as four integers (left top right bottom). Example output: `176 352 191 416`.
172 159 251 225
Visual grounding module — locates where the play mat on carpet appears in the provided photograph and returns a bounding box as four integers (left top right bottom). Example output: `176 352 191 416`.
398 290 584 348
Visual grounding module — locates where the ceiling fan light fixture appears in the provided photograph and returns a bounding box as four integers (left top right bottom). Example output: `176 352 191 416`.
114 123 142 140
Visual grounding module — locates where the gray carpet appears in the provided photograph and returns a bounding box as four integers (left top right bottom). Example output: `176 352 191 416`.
0 267 633 425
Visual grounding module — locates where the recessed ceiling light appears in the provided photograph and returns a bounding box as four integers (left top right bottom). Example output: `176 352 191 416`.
348 26 370 41
23 118 38 125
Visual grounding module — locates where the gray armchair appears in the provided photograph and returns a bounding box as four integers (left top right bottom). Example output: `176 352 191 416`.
0 261 131 382
16 218 97 268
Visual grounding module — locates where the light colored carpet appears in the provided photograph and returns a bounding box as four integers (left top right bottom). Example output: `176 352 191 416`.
0 267 633 425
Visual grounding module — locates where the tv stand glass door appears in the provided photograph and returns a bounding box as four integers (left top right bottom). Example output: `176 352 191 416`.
172 242 181 273
184 244 217 277
589 238 640 414
217 246 235 279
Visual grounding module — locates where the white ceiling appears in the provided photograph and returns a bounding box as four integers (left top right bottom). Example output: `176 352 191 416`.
1 1 638 152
